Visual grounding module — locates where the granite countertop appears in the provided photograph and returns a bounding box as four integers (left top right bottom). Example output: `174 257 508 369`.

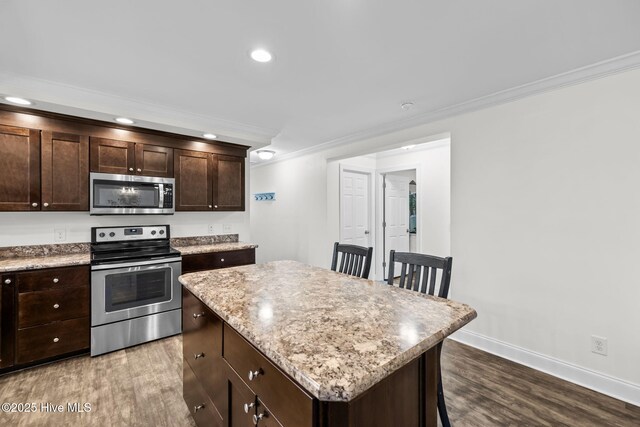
179 260 477 402
0 236 257 273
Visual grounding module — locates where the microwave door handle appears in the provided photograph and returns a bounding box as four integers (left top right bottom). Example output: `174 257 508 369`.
158 184 164 208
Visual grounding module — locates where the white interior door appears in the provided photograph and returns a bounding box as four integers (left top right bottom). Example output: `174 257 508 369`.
340 170 370 248
384 174 410 279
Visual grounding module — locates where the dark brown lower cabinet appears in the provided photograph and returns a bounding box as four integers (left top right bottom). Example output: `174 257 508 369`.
0 265 90 372
182 249 256 274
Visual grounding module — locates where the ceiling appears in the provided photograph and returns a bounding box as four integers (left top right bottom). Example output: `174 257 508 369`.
1 0 640 162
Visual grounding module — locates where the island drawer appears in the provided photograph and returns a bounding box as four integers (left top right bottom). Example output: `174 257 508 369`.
182 287 225 416
16 317 89 364
182 248 255 273
18 286 89 328
223 324 313 427
17 265 89 293
184 359 223 427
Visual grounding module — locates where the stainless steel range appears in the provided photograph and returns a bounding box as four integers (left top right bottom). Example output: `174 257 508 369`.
90 224 182 356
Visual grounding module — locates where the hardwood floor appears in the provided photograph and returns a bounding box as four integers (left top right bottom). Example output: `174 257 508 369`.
0 335 637 426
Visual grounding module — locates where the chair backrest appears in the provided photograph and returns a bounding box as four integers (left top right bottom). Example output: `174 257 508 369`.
331 242 374 279
387 250 453 298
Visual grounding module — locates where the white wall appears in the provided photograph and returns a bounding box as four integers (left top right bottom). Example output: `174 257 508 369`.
250 68 640 403
0 160 252 246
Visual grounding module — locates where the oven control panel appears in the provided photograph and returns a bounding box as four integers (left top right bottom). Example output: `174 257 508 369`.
92 225 169 243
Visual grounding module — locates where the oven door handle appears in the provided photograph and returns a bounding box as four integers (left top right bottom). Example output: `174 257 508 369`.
91 257 182 271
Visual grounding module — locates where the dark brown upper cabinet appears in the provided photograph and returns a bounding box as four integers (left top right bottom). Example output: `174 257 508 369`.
175 149 213 211
213 154 245 211
41 131 89 211
0 124 40 211
175 150 246 212
90 137 173 177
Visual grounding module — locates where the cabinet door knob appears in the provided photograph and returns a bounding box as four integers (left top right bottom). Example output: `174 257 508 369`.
243 402 254 414
253 413 266 424
248 369 262 381
214 205 218 208
220 258 225 262
129 167 134 172
208 205 212 208
192 312 205 319
194 352 205 360
53 337 59 343
3 278 11 285
53 303 60 309
137 168 142 172
31 202 38 207
53 278 59 283
43 202 49 207
193 404 205 413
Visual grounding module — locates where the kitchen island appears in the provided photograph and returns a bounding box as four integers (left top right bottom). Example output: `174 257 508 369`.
179 260 476 427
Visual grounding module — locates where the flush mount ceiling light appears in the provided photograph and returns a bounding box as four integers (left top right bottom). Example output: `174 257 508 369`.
202 133 217 140
256 150 275 160
400 102 414 111
115 117 135 125
250 49 273 63
402 144 416 150
4 96 32 105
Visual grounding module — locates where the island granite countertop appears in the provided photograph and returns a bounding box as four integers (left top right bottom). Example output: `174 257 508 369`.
179 259 477 402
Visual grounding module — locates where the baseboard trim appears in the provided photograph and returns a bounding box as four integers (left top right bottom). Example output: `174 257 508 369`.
449 329 640 406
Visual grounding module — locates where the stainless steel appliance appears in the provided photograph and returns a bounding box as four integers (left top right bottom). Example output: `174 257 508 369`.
90 225 181 356
90 172 175 215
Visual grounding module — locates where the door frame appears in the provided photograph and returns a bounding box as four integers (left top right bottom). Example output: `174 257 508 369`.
339 164 375 277
375 163 422 281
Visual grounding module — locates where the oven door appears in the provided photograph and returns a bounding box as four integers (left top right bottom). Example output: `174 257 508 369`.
91 258 182 326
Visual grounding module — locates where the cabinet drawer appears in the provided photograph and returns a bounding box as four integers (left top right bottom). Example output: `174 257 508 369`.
182 287 225 416
18 286 89 328
223 325 313 427
228 367 257 427
182 249 255 274
256 397 285 427
184 359 223 427
16 317 89 364
18 265 89 293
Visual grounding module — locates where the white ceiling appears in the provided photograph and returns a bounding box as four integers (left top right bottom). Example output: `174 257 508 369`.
1 0 640 160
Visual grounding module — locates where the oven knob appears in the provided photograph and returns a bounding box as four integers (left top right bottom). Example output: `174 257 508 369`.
109 232 116 237
99 232 105 238
151 230 156 235
159 230 164 235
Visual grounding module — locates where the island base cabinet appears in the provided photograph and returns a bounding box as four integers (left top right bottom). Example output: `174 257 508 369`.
184 359 224 427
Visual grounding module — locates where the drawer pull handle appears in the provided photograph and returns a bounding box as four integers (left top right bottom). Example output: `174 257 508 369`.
53 337 59 343
193 403 205 413
243 402 254 414
248 369 262 381
3 279 11 285
253 412 266 424
194 352 205 359
53 278 59 284
53 303 60 309
192 312 205 319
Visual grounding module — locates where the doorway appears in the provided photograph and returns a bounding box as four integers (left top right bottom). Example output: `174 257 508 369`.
383 171 414 280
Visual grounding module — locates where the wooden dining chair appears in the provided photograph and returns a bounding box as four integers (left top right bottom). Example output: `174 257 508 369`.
387 250 454 427
330 242 374 279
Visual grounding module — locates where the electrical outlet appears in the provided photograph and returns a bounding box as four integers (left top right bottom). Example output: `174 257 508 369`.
208 224 216 234
591 335 607 356
223 223 233 233
54 228 66 243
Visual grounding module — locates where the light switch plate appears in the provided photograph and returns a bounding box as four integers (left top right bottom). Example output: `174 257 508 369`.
223 224 233 233
54 228 66 242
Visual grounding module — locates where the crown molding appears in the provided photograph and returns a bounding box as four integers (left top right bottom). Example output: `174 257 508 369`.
0 72 277 147
252 49 640 169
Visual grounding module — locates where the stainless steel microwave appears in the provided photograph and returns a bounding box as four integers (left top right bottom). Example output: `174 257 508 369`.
90 173 175 215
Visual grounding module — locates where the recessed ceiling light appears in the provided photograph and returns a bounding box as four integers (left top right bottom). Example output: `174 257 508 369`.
402 145 416 150
401 102 414 111
250 49 273 63
256 150 275 160
202 133 217 140
4 96 32 105
115 117 135 125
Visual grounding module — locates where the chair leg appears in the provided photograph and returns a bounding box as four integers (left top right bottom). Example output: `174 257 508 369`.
436 342 451 427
